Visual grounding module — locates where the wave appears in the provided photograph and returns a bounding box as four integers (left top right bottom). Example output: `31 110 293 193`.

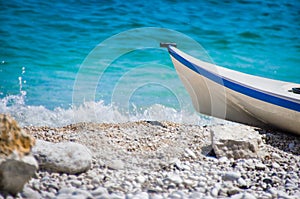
0 92 224 127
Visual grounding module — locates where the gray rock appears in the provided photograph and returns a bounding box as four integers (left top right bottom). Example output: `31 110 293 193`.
21 187 41 199
148 193 164 199
56 193 73 199
167 173 183 184
169 191 186 199
32 139 92 174
107 159 125 170
277 190 293 199
41 191 56 199
136 175 146 184
222 171 241 181
58 187 76 195
189 192 204 199
210 187 219 197
272 162 280 169
231 192 256 199
184 148 197 159
271 152 281 159
255 163 266 170
0 154 38 195
70 180 82 188
104 193 124 199
91 187 109 196
72 189 93 198
211 125 263 159
237 178 247 188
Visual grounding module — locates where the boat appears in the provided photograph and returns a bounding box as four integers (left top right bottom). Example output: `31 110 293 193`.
166 45 300 135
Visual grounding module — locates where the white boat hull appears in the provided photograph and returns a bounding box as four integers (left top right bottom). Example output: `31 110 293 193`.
168 46 300 135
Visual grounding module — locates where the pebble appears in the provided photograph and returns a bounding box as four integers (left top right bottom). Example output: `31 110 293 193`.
272 162 281 169
210 187 219 197
129 192 148 199
255 163 266 170
70 180 82 187
136 175 146 184
184 148 197 159
5 122 297 199
231 192 257 199
167 173 183 184
237 177 247 188
222 171 241 181
271 152 281 159
21 187 41 199
107 159 125 170
91 187 109 196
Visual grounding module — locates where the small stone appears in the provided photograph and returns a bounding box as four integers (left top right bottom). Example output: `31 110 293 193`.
86 184 94 190
227 187 240 196
272 162 280 169
91 187 108 196
218 156 229 163
92 177 100 185
288 142 295 149
21 187 41 199
169 191 185 199
183 179 196 187
73 189 93 198
231 192 256 199
184 148 197 159
41 191 56 199
211 187 219 197
58 187 76 195
130 192 148 199
255 163 266 170
222 171 241 181
237 178 247 188
198 181 206 187
149 193 164 199
271 152 281 159
70 180 82 188
107 159 125 170
277 190 293 199
268 187 277 196
167 174 183 184
136 175 146 184
189 192 204 199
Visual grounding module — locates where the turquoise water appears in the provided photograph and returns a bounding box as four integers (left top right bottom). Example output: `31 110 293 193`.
1 0 299 126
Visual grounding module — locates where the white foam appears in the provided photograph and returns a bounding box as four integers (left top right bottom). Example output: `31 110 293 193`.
0 92 223 127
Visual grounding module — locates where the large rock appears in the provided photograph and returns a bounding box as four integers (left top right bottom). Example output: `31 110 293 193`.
211 125 263 159
0 114 38 195
33 140 92 174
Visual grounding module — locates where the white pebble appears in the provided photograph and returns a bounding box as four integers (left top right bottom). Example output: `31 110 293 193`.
271 152 281 159
222 171 241 181
272 162 281 169
107 159 125 170
167 174 183 184
184 148 197 159
136 175 146 184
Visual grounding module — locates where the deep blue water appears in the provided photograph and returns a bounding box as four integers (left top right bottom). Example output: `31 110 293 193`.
1 0 299 126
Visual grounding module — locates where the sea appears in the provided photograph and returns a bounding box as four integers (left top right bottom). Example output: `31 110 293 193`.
1 0 299 127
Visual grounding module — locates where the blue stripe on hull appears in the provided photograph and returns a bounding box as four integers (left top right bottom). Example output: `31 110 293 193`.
168 47 300 112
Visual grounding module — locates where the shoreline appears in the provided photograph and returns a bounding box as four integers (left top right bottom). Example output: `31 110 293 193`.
9 121 300 198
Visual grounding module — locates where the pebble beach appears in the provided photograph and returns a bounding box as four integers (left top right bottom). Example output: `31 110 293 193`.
5 121 298 199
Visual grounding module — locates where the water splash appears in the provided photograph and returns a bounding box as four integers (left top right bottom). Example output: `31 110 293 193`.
1 96 222 127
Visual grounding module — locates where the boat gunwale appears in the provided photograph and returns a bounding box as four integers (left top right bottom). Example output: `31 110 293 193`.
168 46 300 112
